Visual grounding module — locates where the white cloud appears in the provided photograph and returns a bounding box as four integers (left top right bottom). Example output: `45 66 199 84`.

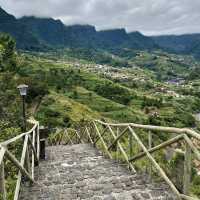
0 0 200 35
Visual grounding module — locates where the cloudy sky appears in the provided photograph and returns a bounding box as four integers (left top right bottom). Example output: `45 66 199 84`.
0 0 200 36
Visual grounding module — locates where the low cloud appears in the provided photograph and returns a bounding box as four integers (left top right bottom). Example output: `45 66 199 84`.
1 0 200 35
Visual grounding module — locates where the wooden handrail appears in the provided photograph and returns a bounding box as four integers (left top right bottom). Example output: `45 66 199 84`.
75 130 84 144
85 127 94 144
31 130 36 179
1 118 199 200
86 120 200 200
0 147 6 165
93 126 108 145
93 122 112 159
0 120 40 200
5 149 35 184
184 135 200 161
180 194 199 200
95 120 200 141
64 129 74 145
14 135 29 200
128 126 182 199
107 127 128 150
0 160 6 200
107 124 136 172
129 134 184 162
28 136 39 164
0 122 39 146
0 147 6 200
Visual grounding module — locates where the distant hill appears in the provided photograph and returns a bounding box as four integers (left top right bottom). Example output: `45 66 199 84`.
19 16 66 46
1 6 200 58
19 16 157 50
0 7 157 51
96 28 129 49
151 34 200 58
127 31 157 49
0 7 41 49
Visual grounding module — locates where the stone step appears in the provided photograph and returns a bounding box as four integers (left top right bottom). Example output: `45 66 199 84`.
20 144 177 200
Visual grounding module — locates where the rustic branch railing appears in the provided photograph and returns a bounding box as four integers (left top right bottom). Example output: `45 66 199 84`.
0 120 40 200
3 119 198 200
83 120 200 200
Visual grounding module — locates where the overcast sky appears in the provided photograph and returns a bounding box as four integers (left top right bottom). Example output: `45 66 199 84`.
0 0 200 36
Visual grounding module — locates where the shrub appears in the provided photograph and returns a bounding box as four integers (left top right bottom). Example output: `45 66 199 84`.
94 82 133 105
44 108 60 118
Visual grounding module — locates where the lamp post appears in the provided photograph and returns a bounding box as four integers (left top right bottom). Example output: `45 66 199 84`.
17 84 28 132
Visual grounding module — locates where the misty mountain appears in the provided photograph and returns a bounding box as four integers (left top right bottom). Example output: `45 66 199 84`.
0 7 41 49
0 7 157 51
20 15 157 50
19 16 66 46
152 34 200 58
1 6 200 58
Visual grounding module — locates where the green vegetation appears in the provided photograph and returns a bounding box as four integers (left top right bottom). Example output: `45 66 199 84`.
0 6 200 198
1 34 200 198
1 33 200 135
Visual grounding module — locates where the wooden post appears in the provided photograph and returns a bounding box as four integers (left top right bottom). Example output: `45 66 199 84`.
148 131 152 178
107 125 135 172
93 124 97 147
93 122 112 159
128 126 181 199
129 131 133 170
0 161 6 200
14 135 30 199
5 149 35 184
86 127 93 144
40 139 46 160
37 124 40 161
116 127 119 162
25 145 31 175
32 130 35 178
129 131 133 157
183 142 191 195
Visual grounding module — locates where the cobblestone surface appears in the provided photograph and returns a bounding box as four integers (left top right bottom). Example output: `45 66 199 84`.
20 144 177 200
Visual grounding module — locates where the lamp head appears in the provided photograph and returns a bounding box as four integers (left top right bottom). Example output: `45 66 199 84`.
17 84 28 96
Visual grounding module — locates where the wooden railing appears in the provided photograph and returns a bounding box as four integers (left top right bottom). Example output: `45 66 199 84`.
2 119 199 200
48 128 84 146
0 120 40 200
82 120 200 200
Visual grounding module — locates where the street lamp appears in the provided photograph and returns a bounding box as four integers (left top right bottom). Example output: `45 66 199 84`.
17 84 28 131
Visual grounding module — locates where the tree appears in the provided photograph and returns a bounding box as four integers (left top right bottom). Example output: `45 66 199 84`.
0 33 17 72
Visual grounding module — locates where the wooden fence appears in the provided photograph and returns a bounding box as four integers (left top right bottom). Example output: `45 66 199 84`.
81 120 200 200
0 120 40 200
1 119 200 200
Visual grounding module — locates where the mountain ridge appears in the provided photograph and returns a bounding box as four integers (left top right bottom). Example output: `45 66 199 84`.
151 34 200 58
0 7 157 51
1 6 200 58
0 7 42 49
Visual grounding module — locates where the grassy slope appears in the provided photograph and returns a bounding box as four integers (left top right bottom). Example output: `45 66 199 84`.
36 91 100 127
2 49 200 198
19 52 196 129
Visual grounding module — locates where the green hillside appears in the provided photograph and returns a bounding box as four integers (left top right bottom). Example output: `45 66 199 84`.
1 33 200 198
1 33 200 131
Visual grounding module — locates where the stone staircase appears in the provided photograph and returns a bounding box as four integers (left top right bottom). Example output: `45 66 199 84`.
19 144 176 200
